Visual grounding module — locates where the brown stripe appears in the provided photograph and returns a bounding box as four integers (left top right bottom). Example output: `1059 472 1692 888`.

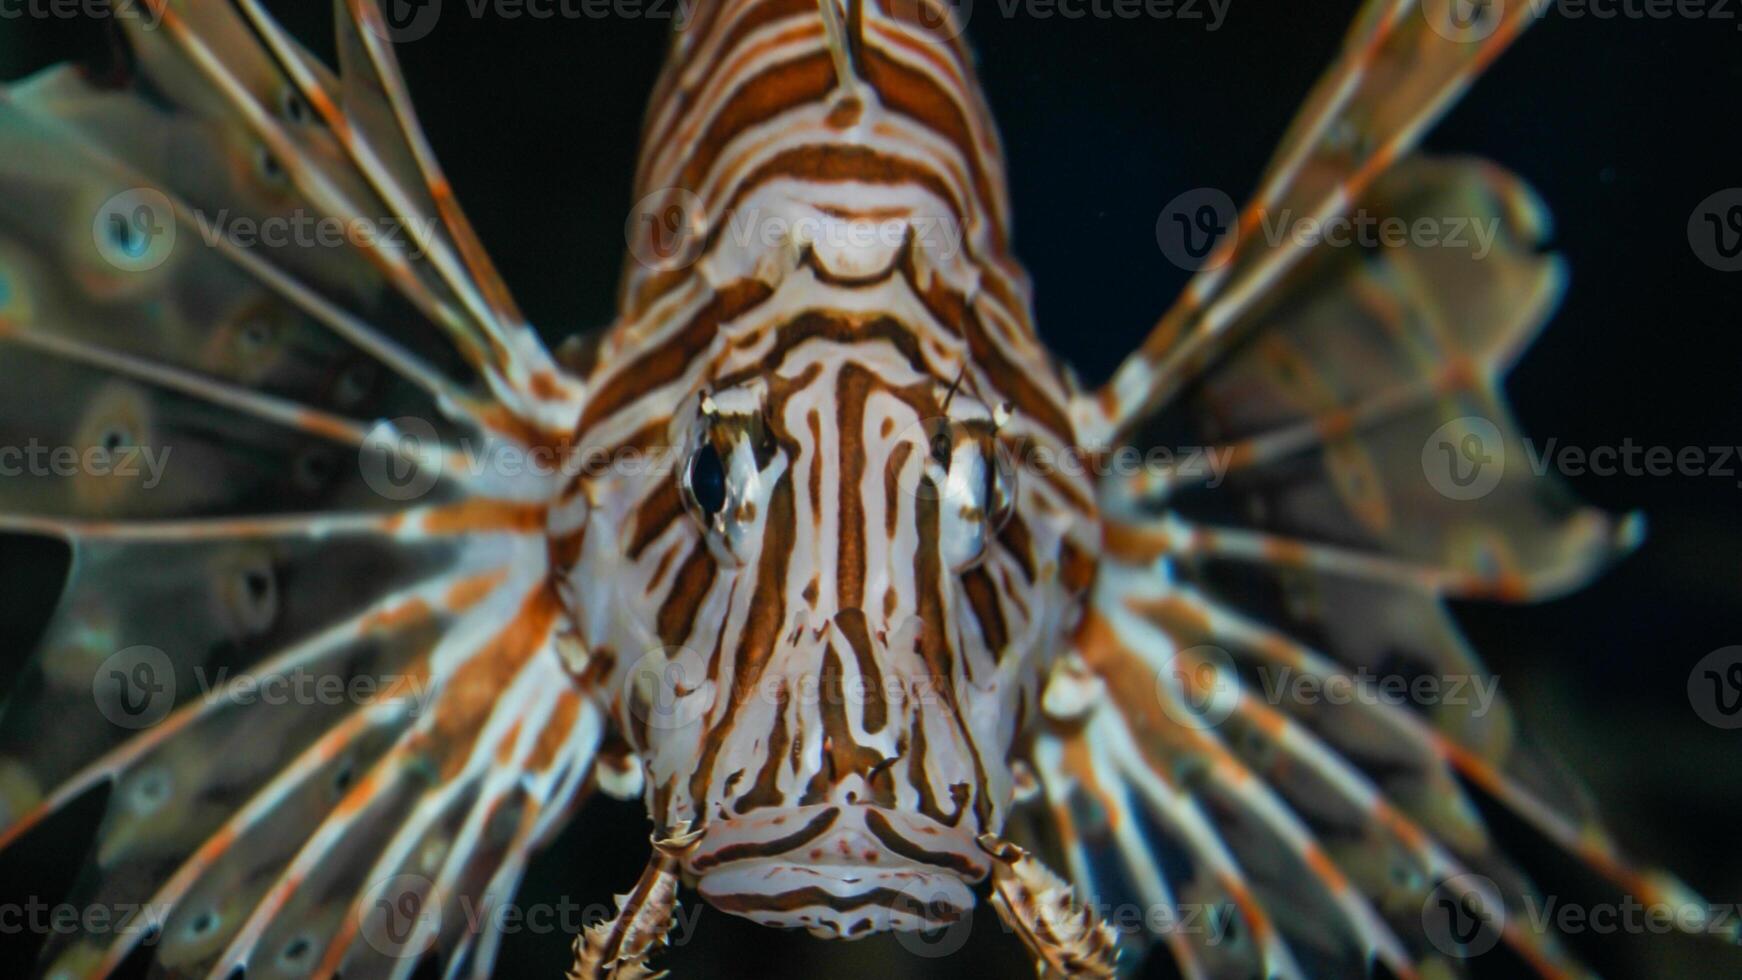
723 143 967 240
862 808 984 878
628 479 684 560
960 565 1008 659
905 711 966 828
690 468 797 810
999 510 1036 583
835 362 873 612
805 407 824 528
960 304 1073 442
834 608 886 734
656 544 717 648
883 439 914 540
642 0 818 161
912 476 954 699
810 645 893 802
861 46 1005 245
582 279 772 434
709 312 933 395
678 50 837 194
708 885 966 922
691 807 841 871
734 689 794 814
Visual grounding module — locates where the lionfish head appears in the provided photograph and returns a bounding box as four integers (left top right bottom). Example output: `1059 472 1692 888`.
591 341 1077 938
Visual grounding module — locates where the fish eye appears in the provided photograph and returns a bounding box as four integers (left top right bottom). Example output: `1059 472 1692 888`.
986 444 1018 533
937 434 1020 572
927 421 954 467
684 441 728 523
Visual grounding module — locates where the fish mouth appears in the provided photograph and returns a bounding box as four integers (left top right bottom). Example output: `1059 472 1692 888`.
685 803 990 939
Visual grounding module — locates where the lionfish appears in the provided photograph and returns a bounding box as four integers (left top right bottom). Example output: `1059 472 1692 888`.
0 0 1726 977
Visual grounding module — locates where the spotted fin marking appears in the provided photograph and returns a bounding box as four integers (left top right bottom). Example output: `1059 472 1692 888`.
0 2 600 977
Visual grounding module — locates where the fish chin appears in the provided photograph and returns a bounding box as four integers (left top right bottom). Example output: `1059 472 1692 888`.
685 803 989 938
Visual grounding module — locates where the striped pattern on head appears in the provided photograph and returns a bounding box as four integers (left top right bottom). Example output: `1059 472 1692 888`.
554 0 1100 937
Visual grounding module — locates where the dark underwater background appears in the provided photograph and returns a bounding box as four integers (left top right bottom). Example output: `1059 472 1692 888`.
1 2 1739 977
